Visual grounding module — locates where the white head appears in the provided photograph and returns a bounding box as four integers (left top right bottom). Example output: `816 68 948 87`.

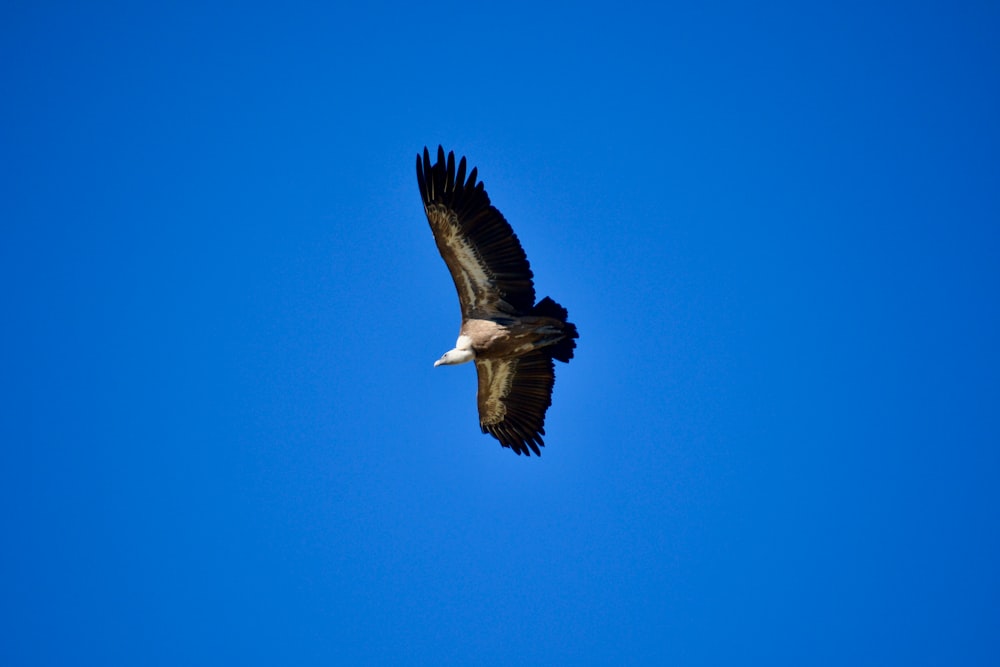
434 348 475 367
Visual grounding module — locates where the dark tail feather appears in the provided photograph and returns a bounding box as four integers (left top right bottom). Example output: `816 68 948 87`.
550 321 578 363
532 296 567 320
533 296 578 363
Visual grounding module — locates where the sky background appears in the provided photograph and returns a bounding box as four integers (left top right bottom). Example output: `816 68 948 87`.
3 1 999 664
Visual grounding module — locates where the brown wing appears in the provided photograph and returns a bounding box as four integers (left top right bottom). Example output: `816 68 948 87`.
475 352 556 456
416 146 535 318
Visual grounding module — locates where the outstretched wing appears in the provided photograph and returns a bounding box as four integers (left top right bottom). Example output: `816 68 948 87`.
475 352 556 456
416 146 535 318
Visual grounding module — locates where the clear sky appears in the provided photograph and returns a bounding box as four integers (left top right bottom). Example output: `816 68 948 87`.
3 1 999 665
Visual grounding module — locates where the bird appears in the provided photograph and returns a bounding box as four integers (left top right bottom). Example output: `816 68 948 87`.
416 146 578 456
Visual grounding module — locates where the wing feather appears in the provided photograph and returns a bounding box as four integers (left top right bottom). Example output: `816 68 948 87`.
417 146 535 318
475 353 556 456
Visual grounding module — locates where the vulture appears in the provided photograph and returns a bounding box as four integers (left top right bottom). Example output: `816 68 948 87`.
416 146 578 456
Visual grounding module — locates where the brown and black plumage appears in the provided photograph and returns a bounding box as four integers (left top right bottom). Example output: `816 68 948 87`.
417 146 578 456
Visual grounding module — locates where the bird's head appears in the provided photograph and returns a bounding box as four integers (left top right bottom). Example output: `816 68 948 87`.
434 348 475 367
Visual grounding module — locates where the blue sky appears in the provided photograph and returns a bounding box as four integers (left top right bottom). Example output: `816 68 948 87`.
3 1 999 664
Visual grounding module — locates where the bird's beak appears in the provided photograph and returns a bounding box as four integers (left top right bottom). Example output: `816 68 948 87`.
433 359 443 367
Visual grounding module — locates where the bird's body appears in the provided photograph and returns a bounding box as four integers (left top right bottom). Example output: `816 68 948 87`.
417 146 578 456
450 315 566 361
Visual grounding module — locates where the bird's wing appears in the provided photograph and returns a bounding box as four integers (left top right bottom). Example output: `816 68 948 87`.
416 146 535 318
475 352 555 456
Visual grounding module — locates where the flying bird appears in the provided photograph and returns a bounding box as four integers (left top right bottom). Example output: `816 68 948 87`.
417 146 578 456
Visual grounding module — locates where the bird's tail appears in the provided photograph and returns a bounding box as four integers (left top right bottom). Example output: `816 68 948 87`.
532 296 578 363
